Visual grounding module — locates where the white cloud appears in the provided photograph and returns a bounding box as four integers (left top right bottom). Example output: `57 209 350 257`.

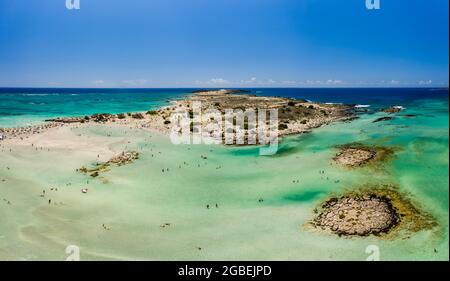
240 77 258 84
281 80 298 86
419 80 432 85
193 78 231 86
193 78 230 85
195 77 279 86
302 79 345 86
326 79 343 85
121 79 148 87
389 80 400 85
240 77 278 85
209 78 229 84
193 77 348 87
93 80 105 85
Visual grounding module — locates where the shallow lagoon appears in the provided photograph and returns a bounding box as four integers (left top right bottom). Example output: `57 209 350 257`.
0 94 448 260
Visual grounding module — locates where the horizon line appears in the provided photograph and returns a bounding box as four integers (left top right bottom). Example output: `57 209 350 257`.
0 86 448 90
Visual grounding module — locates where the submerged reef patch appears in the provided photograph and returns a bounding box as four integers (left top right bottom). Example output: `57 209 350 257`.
310 185 437 237
78 151 139 177
332 143 394 167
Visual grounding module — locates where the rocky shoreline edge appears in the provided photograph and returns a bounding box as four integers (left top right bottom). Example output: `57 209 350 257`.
0 89 357 144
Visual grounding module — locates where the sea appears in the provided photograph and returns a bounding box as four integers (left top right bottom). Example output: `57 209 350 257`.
0 87 448 260
0 87 448 127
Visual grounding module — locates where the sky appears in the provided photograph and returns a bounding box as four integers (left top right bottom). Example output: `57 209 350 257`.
0 0 448 88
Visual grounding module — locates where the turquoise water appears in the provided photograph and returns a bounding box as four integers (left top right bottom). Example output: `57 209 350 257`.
0 88 188 127
0 88 448 260
1 87 448 127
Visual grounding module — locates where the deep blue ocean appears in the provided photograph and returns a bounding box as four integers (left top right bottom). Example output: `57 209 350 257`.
0 87 448 127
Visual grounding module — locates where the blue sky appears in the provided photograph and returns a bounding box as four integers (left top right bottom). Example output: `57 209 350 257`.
0 0 448 88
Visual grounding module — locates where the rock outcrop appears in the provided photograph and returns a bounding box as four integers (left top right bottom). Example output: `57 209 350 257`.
333 143 394 167
381 106 404 114
78 151 139 177
311 186 437 237
313 194 400 236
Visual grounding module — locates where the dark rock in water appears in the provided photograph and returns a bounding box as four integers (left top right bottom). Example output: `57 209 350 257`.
45 117 85 123
373 116 394 123
343 116 360 122
401 114 418 118
381 106 403 114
